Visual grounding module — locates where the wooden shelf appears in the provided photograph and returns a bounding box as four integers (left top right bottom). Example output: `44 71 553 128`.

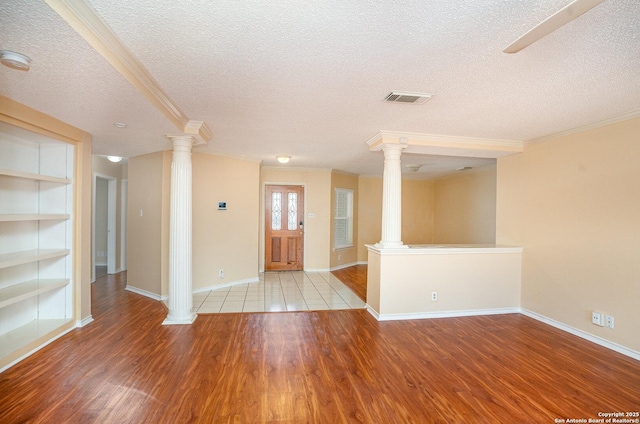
0 279 69 309
0 249 70 269
0 214 70 222
0 168 70 184
0 319 73 359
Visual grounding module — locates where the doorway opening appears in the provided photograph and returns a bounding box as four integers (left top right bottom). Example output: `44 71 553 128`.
92 174 117 281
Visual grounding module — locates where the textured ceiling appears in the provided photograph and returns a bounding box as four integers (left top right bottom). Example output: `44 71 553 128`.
1 0 639 178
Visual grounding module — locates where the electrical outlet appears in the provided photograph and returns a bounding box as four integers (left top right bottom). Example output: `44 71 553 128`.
605 315 614 329
219 269 224 279
591 311 604 326
431 291 438 302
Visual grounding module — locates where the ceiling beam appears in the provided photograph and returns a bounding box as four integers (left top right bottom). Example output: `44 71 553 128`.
367 131 524 158
44 0 212 143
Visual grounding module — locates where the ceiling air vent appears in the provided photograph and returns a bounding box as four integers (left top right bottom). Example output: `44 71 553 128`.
384 91 432 105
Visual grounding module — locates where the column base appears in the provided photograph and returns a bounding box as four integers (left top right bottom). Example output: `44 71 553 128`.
374 241 409 249
162 312 197 325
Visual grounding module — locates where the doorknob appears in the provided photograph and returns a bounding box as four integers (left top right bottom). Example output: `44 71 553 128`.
299 221 304 229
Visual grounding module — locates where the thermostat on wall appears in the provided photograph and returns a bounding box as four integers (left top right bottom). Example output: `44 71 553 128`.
218 201 227 210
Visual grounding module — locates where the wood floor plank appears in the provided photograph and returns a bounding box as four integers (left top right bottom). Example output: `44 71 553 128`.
331 264 367 301
1 271 639 423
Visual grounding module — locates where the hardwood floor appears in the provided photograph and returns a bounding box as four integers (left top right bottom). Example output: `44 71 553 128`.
1 271 639 423
331 264 367 301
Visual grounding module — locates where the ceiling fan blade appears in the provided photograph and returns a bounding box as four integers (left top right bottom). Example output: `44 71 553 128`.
503 0 606 53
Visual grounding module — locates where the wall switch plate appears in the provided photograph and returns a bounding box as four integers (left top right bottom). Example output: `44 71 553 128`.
605 315 614 329
592 311 604 326
219 269 224 279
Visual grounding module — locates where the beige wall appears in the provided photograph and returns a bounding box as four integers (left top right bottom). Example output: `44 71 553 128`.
260 167 332 271
367 247 521 317
402 179 435 244
496 117 640 353
128 151 260 296
192 153 260 290
357 177 435 261
127 151 166 297
434 165 496 244
357 177 382 262
78 135 92 321
330 171 359 268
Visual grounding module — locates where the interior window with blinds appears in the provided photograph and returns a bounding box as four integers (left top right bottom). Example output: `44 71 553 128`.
334 188 354 249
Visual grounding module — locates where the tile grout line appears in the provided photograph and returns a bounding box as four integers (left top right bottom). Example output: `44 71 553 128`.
195 271 363 314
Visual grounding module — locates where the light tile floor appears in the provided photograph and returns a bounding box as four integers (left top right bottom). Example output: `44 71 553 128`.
194 271 366 314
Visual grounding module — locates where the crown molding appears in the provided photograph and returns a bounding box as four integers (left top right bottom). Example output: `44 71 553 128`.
525 109 640 146
44 0 209 141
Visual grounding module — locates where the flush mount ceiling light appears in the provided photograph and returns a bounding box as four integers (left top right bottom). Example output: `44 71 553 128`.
277 156 291 164
107 156 123 163
0 50 31 71
113 122 127 128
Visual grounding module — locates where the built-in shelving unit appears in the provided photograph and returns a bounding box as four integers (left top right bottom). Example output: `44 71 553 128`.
0 121 76 370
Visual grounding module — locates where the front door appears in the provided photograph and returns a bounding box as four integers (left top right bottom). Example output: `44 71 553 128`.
265 185 304 271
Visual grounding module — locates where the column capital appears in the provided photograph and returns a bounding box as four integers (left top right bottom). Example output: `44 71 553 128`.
166 134 197 147
380 142 408 159
380 142 409 151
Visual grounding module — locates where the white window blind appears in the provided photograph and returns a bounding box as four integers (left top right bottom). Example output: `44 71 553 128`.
334 188 353 249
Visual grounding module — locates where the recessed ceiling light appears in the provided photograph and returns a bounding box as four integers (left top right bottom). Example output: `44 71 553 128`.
107 156 123 163
277 156 291 164
113 122 127 128
455 166 472 171
0 50 31 71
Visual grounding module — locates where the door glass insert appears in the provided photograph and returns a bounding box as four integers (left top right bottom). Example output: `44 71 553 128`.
271 192 282 231
287 192 297 230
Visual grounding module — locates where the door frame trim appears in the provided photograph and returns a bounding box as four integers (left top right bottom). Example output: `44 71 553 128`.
261 182 306 272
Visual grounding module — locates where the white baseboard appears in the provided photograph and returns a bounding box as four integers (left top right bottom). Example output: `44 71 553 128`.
125 285 162 301
330 262 359 271
521 309 640 361
366 305 640 362
372 307 520 322
76 316 94 327
192 276 260 294
366 305 380 320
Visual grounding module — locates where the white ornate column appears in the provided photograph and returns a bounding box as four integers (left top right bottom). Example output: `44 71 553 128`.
163 135 197 325
376 143 408 248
